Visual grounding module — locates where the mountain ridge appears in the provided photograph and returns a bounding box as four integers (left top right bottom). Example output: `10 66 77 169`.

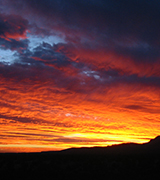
41 135 160 155
0 136 160 179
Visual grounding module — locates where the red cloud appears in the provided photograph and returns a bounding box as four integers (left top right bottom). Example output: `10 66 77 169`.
0 14 28 41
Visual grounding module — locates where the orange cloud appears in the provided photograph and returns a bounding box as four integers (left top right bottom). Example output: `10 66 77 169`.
0 66 159 152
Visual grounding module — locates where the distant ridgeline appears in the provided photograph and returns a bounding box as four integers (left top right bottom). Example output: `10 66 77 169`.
50 135 160 155
0 136 160 179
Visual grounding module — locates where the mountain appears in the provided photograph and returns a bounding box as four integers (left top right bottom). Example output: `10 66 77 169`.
147 135 160 147
144 135 160 153
0 136 160 179
56 135 160 155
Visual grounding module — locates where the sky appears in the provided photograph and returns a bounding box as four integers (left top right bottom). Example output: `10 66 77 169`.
0 0 160 152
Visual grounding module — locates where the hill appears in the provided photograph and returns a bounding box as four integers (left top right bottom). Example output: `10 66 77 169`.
0 136 160 179
44 135 160 155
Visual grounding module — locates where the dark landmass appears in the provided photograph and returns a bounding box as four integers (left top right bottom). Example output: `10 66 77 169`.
59 135 160 155
1 136 160 179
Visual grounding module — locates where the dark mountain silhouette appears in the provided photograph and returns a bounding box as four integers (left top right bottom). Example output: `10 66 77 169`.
147 135 160 147
44 135 160 155
0 136 160 179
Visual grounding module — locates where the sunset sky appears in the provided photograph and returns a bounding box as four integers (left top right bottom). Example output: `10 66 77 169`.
0 0 160 152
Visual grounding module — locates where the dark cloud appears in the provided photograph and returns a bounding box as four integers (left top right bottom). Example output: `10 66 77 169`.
51 137 122 143
0 38 29 51
0 13 29 54
5 0 160 42
114 44 160 63
0 113 44 124
2 0 160 66
0 13 28 40
31 42 71 67
125 105 145 110
122 74 160 87
124 105 160 114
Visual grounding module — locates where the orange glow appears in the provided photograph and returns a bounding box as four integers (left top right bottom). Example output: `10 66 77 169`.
0 71 159 152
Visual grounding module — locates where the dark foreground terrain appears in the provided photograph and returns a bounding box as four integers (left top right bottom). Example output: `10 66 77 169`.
1 136 160 180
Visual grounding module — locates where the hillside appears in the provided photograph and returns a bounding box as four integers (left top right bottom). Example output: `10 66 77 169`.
0 136 160 179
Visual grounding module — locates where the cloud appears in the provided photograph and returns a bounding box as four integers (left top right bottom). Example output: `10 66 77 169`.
0 13 29 64
1 0 160 74
124 105 160 114
0 37 29 51
3 0 160 43
30 42 71 68
0 13 28 41
0 114 45 124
